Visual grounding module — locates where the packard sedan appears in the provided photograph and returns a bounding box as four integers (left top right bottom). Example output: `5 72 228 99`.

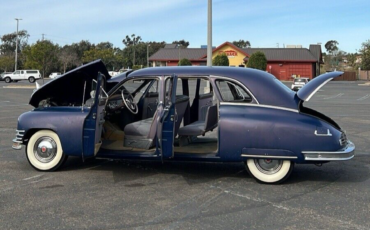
12 60 355 183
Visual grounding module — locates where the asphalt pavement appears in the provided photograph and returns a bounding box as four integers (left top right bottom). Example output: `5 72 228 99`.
0 80 369 230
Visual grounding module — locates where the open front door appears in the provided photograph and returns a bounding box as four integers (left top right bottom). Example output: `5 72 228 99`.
157 75 178 160
83 72 108 158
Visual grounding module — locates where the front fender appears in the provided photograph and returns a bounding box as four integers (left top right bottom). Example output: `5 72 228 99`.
17 107 89 156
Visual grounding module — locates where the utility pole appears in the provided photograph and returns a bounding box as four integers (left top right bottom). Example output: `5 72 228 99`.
42 34 45 40
207 0 212 67
14 18 22 71
133 35 136 66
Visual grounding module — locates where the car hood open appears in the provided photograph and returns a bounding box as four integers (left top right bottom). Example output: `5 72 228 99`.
297 71 343 102
29 60 111 107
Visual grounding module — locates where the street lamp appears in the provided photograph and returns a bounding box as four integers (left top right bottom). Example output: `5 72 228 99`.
147 44 151 67
15 18 22 71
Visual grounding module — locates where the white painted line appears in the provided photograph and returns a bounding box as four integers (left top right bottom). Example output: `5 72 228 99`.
323 93 344 100
23 175 43 181
356 94 370 101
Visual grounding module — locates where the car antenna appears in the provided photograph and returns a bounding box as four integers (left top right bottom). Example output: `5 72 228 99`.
82 81 86 112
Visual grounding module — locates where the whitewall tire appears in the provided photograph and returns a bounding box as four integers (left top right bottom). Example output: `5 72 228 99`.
246 159 294 184
26 130 67 171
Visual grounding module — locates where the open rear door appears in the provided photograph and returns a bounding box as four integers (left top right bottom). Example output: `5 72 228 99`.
83 72 108 158
157 75 178 160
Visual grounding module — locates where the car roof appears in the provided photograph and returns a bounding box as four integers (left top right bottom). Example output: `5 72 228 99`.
113 66 298 109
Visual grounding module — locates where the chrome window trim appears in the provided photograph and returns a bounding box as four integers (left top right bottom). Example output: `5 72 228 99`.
210 75 259 104
220 102 299 113
241 154 297 159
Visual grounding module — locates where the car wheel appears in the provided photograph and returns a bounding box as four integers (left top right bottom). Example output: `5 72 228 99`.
5 77 11 83
29 77 35 83
245 159 294 184
26 130 68 171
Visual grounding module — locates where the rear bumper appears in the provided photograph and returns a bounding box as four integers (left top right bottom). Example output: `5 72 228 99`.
302 141 355 161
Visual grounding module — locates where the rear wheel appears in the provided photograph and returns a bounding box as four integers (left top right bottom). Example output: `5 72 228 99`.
28 77 35 83
5 77 11 83
26 130 68 171
245 159 294 184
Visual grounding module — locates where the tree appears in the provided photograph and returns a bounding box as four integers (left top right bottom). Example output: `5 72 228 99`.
0 55 14 72
122 34 142 66
247 51 267 70
82 47 116 70
70 40 94 63
172 40 189 48
23 40 60 81
212 53 229 66
232 39 251 48
58 45 79 73
178 58 192 66
360 39 370 70
325 40 339 54
0 30 29 55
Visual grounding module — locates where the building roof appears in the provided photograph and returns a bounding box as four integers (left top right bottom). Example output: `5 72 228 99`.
150 42 322 63
242 48 317 62
149 48 207 61
164 44 178 49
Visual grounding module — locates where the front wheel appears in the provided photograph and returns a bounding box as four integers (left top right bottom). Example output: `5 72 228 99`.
28 77 35 83
4 77 11 83
26 130 68 171
245 159 294 184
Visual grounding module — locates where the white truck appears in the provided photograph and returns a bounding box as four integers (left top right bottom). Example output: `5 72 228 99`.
3 70 41 83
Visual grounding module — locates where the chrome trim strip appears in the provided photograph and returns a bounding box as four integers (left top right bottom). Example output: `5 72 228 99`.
210 75 259 104
302 141 355 161
220 102 299 113
241 154 298 159
305 78 332 101
314 129 332 137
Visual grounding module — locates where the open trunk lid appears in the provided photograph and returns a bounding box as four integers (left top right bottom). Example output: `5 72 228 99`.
297 71 343 102
29 60 111 107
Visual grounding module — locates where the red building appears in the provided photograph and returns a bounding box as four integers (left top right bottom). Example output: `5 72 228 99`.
149 42 323 80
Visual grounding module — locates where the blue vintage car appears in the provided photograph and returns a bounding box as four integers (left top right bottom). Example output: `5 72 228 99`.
12 60 355 183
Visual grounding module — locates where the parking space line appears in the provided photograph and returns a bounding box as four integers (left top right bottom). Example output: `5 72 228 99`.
323 93 344 100
356 94 370 101
23 175 43 181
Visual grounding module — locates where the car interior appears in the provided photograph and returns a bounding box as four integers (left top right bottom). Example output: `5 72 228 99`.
100 76 219 155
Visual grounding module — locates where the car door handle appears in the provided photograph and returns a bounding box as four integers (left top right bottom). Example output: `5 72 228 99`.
314 129 332 137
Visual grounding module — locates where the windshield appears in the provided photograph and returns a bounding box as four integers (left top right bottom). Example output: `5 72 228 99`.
294 78 307 83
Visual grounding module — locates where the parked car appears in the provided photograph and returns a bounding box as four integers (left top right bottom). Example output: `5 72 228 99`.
291 77 309 91
3 70 41 83
12 60 354 184
49 72 62 79
0 72 12 81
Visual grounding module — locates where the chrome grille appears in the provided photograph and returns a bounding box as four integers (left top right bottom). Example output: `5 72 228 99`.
339 132 348 146
14 130 25 143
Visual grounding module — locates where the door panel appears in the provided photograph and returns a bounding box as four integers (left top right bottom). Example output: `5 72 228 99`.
83 73 107 157
157 75 177 160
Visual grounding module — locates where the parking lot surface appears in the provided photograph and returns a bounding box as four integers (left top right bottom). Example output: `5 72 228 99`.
0 80 369 230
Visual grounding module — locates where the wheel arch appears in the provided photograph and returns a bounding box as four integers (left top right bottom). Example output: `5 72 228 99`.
23 128 58 145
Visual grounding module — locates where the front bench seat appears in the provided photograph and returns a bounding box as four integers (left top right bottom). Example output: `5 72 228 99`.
124 95 189 149
178 104 218 137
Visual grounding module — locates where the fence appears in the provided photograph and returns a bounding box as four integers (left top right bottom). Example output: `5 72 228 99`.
332 71 357 81
359 70 370 80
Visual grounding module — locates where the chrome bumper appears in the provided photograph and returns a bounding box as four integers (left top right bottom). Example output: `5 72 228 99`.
302 141 355 161
12 130 25 150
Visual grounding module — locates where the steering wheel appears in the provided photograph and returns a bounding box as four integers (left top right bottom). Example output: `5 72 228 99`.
121 89 138 114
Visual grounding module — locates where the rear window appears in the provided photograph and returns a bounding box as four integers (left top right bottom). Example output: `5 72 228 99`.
27 70 38 74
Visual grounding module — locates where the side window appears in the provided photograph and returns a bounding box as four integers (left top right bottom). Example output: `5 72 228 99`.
215 80 252 103
21 71 24 74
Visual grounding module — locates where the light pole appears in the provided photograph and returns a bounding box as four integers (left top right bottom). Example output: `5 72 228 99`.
147 44 150 67
15 18 22 71
207 0 212 67
178 44 182 62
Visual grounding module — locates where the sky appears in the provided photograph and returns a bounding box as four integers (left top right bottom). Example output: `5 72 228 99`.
0 0 369 53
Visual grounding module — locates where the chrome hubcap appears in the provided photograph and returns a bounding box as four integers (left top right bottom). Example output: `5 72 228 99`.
254 159 283 175
33 137 57 163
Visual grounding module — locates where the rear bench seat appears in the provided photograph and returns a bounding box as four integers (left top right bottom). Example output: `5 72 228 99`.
178 104 218 137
